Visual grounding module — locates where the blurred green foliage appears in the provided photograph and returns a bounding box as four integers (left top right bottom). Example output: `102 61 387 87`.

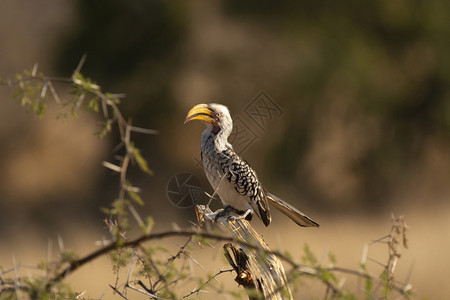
225 0 450 208
54 1 450 210
56 0 187 123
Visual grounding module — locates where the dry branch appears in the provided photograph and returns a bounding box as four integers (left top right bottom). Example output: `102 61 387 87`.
195 204 293 300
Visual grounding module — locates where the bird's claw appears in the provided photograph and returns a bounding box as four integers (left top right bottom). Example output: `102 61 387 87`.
213 208 226 222
226 215 241 222
214 206 253 224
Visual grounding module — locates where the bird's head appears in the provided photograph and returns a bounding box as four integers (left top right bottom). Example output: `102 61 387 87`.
184 103 232 136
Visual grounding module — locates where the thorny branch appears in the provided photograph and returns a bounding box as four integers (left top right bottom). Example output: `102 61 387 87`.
3 57 158 235
1 210 413 299
1 61 413 299
182 268 234 299
39 217 410 298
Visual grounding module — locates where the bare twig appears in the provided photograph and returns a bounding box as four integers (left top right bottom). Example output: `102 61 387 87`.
183 268 233 298
109 284 129 300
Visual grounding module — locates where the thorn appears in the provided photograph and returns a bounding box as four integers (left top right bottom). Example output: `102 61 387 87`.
47 81 61 104
125 185 141 193
126 250 136 284
74 92 86 110
320 244 329 265
75 54 87 75
172 222 181 232
12 255 20 299
109 93 127 99
31 63 38 77
212 273 221 285
101 97 109 119
360 243 368 266
75 291 87 299
58 235 65 253
128 204 144 228
40 81 48 99
367 257 386 267
46 238 52 278
112 142 125 154
102 161 122 173
129 126 159 135
337 277 346 288
186 253 206 270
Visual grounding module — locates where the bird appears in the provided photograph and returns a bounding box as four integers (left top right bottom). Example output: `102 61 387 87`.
184 103 319 228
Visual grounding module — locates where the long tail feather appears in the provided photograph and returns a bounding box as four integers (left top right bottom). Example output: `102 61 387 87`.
266 192 319 227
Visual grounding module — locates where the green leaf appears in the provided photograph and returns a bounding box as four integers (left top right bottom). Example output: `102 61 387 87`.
60 250 79 263
96 119 113 138
100 207 112 215
143 216 154 234
72 72 100 92
37 261 47 270
85 97 99 112
130 142 153 175
328 252 337 264
365 276 373 299
360 262 367 271
318 267 337 284
127 188 144 206
34 100 47 118
302 243 317 265
380 270 392 297
110 249 132 267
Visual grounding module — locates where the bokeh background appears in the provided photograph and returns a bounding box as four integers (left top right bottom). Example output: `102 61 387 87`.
1 0 449 298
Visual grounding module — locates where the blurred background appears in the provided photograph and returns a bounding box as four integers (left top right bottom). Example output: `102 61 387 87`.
1 0 449 298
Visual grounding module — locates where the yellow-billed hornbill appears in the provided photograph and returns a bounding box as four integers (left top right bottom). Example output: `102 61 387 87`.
185 103 319 228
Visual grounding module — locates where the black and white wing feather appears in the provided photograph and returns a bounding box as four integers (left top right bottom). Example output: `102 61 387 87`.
220 148 271 226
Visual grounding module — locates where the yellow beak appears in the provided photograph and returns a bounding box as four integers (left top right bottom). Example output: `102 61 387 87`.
184 104 215 124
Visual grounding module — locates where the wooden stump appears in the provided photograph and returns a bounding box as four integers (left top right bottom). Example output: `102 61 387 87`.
195 205 293 300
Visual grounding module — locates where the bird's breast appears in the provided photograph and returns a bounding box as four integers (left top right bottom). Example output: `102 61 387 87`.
201 138 251 211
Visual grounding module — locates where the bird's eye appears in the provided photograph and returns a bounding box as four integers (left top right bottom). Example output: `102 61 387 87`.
215 112 221 118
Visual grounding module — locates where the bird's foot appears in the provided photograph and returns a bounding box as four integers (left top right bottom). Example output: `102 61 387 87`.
214 206 253 224
213 207 227 221
226 208 253 222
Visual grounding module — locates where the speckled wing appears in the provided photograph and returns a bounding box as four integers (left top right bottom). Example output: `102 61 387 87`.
220 149 272 226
